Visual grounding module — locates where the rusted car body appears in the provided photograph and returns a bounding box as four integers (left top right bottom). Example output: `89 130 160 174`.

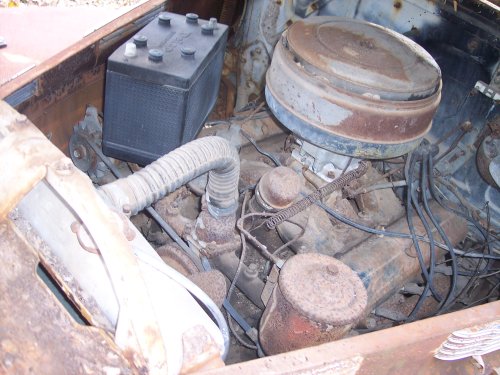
1 0 499 373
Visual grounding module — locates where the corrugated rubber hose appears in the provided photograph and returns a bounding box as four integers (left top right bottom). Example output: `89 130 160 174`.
98 136 240 218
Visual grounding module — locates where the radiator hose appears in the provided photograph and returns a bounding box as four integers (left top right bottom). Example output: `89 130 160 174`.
98 136 240 218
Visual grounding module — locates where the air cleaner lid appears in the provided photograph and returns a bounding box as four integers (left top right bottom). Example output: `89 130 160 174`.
286 17 441 101
279 253 367 325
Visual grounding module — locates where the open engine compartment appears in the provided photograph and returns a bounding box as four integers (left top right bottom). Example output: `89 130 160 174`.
0 0 499 373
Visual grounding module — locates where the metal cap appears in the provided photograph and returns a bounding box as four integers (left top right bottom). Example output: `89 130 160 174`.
257 167 301 210
133 34 148 47
201 24 214 36
158 13 171 26
279 253 367 325
148 49 164 62
186 13 199 24
286 17 440 101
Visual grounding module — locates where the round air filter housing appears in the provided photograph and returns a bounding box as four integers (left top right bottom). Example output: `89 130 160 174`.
265 17 442 159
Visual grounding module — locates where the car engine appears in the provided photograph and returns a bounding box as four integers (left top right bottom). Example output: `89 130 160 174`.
2 0 499 373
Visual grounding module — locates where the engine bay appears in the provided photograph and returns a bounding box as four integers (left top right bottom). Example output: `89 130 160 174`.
1 0 499 373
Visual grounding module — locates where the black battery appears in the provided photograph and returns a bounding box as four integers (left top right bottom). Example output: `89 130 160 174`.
103 12 228 165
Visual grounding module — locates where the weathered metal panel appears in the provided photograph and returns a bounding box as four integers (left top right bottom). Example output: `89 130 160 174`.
0 221 132 375
204 301 500 374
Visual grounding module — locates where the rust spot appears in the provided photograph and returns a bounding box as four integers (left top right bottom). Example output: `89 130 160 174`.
156 243 199 276
0 222 132 374
181 325 225 373
258 166 301 209
260 254 367 355
318 103 436 144
188 270 227 308
195 210 237 244
287 21 410 82
394 0 402 10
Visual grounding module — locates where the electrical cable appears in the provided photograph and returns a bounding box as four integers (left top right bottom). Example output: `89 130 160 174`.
348 164 405 195
463 282 500 308
429 156 490 239
421 154 458 314
224 301 258 350
443 202 494 305
452 256 491 306
311 199 500 261
349 180 407 197
227 191 259 350
434 128 466 165
145 207 204 271
240 129 282 167
340 157 353 176
478 269 500 279
273 219 306 258
201 259 262 354
238 212 285 267
429 156 495 276
404 152 442 308
406 157 441 321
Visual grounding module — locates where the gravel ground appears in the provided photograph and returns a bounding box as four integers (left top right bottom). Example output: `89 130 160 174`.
1 0 142 7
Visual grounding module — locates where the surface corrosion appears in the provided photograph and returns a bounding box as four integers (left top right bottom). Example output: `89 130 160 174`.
205 301 500 374
259 254 367 355
257 166 302 209
288 21 410 83
267 44 439 143
0 0 166 99
1 0 167 155
0 221 132 375
266 17 442 155
341 202 468 311
0 100 168 373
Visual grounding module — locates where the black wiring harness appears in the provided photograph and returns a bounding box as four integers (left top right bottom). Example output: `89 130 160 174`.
327 140 497 319
271 139 499 321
